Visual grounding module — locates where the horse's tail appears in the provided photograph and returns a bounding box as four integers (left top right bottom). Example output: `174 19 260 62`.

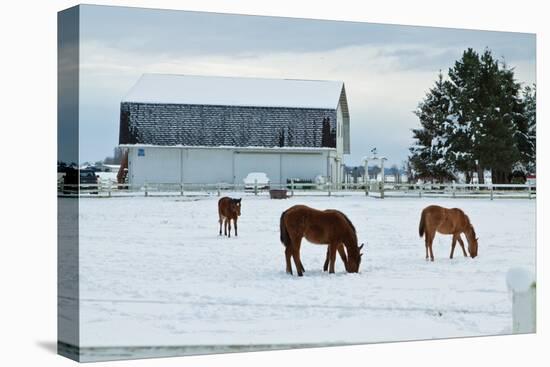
280 210 290 247
419 210 426 237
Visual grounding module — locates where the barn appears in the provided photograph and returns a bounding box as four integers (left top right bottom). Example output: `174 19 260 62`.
118 74 350 186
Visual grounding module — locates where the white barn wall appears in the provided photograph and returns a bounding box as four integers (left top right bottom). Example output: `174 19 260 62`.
234 152 280 184
336 103 344 157
127 146 335 186
281 153 328 183
128 146 181 184
334 103 345 184
183 148 234 184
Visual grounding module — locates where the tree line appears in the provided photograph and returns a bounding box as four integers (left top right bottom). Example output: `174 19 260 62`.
409 48 536 184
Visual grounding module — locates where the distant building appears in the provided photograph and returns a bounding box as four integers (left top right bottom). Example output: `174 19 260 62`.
118 74 351 185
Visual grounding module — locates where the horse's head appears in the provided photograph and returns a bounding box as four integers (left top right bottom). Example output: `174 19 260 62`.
466 225 478 258
347 243 364 273
231 198 242 216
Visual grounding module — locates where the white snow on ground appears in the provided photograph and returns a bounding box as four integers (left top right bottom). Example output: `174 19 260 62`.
74 195 535 348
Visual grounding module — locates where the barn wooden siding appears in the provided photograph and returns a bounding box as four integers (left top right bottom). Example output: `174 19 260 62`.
119 102 337 149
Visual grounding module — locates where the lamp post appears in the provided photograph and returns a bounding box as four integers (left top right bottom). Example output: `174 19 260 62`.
363 157 369 196
379 156 387 184
379 157 387 199
335 156 341 190
365 153 387 198
363 157 369 183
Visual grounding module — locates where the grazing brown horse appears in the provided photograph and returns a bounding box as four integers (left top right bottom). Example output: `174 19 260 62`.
419 205 478 261
280 205 364 276
218 197 241 237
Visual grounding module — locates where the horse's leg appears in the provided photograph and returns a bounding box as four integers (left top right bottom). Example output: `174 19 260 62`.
328 243 338 274
450 234 458 259
218 215 223 235
424 233 430 260
427 231 435 262
457 236 468 257
234 217 238 237
295 238 305 273
290 235 304 277
224 218 228 236
292 248 303 277
228 218 232 238
285 245 293 275
323 247 330 272
337 244 349 272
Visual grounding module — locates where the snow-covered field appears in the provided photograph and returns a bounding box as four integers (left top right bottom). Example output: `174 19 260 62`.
68 195 535 359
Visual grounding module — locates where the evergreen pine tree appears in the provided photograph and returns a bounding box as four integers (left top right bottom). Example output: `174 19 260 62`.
446 48 481 183
409 72 455 181
521 84 536 173
491 61 525 183
410 48 535 184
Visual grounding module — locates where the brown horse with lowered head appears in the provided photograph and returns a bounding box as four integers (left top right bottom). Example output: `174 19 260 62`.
280 205 364 276
419 205 478 261
218 197 241 237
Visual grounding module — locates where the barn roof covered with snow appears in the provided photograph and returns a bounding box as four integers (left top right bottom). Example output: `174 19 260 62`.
119 74 350 152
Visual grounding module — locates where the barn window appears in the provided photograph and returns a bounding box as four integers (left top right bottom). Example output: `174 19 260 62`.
138 148 145 157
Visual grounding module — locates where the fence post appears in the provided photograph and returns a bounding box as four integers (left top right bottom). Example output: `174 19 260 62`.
180 183 184 196
452 183 456 198
365 180 369 196
144 183 148 197
527 183 532 199
107 181 112 198
506 268 536 334
254 179 258 196
217 183 221 197
328 182 332 197
380 181 385 199
490 185 494 200
419 184 423 198
290 179 294 197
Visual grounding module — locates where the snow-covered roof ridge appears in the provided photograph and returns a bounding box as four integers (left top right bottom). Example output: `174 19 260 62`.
122 73 345 110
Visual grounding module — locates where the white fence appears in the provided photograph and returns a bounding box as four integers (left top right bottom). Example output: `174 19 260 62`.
58 180 536 200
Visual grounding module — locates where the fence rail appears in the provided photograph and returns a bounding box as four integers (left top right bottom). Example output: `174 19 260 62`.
58 180 536 200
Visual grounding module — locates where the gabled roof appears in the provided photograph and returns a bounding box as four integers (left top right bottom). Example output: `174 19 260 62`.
122 73 345 110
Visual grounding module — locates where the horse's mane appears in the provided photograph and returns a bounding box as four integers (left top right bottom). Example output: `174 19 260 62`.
337 211 356 234
334 211 359 253
463 213 476 236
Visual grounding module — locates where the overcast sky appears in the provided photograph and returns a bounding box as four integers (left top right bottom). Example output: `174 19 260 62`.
77 5 536 166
